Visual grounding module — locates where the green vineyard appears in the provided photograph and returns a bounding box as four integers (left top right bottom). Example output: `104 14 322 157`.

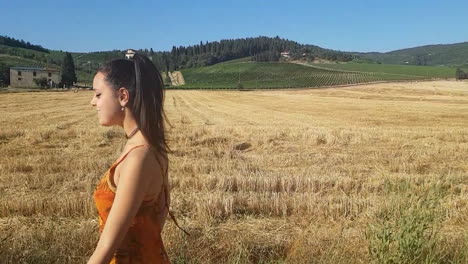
177 61 450 89
312 63 457 79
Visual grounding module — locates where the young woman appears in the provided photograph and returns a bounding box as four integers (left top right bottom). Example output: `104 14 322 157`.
88 52 172 264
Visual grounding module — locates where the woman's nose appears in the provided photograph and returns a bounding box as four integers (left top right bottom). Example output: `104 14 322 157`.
90 97 96 106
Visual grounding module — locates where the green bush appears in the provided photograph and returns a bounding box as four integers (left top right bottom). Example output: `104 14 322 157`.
33 77 48 89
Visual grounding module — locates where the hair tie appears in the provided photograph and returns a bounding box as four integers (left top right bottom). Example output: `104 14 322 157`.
125 49 136 59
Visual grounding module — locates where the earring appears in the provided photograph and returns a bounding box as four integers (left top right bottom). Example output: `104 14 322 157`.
121 107 125 112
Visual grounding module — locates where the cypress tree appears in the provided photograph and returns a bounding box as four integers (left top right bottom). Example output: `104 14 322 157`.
456 68 467 80
61 52 77 87
0 62 10 86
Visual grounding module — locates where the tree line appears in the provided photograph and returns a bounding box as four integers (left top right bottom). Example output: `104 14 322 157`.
0 35 49 53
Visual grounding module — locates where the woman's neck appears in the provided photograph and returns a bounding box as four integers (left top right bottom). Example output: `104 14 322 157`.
122 117 138 137
121 117 148 146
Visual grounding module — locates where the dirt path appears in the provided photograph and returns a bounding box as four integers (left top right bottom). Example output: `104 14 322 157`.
169 71 185 86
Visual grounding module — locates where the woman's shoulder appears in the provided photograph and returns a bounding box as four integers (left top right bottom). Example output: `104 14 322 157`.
111 144 166 189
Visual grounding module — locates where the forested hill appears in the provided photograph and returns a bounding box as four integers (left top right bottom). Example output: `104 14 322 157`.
353 42 468 66
149 36 355 71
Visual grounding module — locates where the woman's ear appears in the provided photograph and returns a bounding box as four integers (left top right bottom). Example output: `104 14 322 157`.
118 87 130 107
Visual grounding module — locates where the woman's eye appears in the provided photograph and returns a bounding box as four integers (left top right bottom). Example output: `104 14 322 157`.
96 94 101 98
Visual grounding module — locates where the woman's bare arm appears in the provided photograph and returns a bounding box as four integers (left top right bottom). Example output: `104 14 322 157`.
87 148 164 264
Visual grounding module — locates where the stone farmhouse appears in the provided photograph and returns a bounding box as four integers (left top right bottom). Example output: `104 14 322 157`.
10 67 60 88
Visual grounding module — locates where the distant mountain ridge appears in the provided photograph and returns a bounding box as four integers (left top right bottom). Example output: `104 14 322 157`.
2 35 467 68
353 42 468 66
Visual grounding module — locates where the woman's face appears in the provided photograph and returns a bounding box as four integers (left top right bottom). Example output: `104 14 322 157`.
90 72 123 126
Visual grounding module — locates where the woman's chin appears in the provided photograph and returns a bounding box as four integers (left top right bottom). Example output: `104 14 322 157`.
99 119 118 127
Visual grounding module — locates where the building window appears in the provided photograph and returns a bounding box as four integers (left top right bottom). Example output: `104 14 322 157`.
18 77 22 81
33 71 37 77
18 71 22 76
48 72 52 77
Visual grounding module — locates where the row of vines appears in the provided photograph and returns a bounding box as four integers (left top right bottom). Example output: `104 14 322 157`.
178 63 427 89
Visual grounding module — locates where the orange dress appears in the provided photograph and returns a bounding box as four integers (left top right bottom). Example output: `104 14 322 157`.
93 145 170 264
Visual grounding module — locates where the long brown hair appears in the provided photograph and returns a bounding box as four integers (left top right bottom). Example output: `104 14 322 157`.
97 52 170 158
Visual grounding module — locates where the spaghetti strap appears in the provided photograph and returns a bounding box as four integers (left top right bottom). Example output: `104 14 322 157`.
111 144 148 168
106 145 148 192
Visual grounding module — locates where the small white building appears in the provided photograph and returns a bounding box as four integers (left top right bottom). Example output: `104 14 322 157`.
281 51 290 58
10 67 60 88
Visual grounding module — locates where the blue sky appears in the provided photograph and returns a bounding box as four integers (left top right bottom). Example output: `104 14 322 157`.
1 0 467 53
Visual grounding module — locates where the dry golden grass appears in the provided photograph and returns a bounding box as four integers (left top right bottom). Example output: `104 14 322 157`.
1 80 467 263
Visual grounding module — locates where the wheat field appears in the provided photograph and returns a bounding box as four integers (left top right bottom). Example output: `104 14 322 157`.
1 80 467 263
